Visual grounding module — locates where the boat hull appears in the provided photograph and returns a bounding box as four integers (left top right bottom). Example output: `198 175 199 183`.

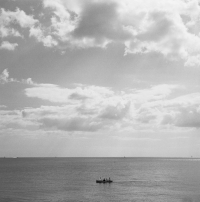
96 180 113 183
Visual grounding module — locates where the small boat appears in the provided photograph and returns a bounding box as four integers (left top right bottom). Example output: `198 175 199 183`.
96 179 113 183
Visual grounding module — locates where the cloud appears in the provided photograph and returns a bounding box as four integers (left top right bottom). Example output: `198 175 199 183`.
1 0 200 66
40 0 77 47
29 25 58 47
136 107 157 124
175 106 200 128
42 0 200 67
0 26 22 38
0 7 39 51
160 93 200 128
0 109 39 131
0 69 9 83
134 92 200 129
47 0 200 66
99 102 130 120
73 1 131 45
25 83 70 103
0 69 19 83
21 82 131 131
132 84 179 103
125 10 188 58
25 84 114 103
2 70 200 132
23 82 180 131
0 8 38 28
122 0 200 66
0 69 35 84
0 41 18 51
40 116 102 132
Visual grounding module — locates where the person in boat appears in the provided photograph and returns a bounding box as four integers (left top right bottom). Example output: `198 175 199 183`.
99 177 101 180
103 178 105 182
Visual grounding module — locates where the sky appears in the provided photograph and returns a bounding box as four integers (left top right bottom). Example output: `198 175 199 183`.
0 0 200 157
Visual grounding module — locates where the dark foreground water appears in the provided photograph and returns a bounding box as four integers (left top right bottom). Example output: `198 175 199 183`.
0 158 200 202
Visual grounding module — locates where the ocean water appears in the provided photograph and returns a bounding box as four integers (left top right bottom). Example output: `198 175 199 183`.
0 158 200 202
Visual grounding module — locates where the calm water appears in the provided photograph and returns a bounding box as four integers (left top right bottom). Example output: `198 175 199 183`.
0 158 200 202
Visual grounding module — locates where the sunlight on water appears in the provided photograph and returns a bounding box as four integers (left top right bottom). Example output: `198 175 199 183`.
0 158 200 202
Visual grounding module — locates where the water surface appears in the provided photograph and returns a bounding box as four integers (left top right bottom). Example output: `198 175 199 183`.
0 157 199 202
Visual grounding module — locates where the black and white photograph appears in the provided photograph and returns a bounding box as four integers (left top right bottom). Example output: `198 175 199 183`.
0 0 200 201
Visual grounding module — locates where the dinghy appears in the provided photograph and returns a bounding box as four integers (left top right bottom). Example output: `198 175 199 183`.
96 179 113 183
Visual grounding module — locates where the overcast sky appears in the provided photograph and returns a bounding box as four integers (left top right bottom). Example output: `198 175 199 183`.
0 0 200 157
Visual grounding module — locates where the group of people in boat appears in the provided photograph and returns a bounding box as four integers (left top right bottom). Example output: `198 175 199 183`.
98 177 112 182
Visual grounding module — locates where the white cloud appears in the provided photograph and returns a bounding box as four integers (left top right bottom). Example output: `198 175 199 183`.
131 84 179 103
1 0 200 66
0 69 36 84
25 83 114 103
121 0 200 66
2 84 200 133
40 0 200 66
0 69 9 83
42 0 77 45
42 0 200 66
1 68 198 132
23 82 187 132
0 109 39 131
135 92 200 129
0 41 18 51
99 102 130 120
29 25 58 47
40 116 103 132
0 26 22 38
161 93 200 128
0 8 38 44
0 8 38 28
1 69 200 133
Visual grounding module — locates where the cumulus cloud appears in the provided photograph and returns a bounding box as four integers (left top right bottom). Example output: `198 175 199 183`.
0 41 18 51
99 102 130 120
1 70 200 132
1 0 200 66
37 0 77 48
160 93 200 128
0 8 38 39
174 106 200 128
0 69 36 84
40 116 102 132
37 0 200 66
121 0 200 66
0 69 9 83
0 7 39 52
0 8 37 28
29 25 58 47
1 8 38 28
130 84 179 103
133 92 200 130
73 1 131 45
25 84 114 103
21 82 131 131
23 81 186 132
0 69 19 83
44 0 200 66
0 26 22 38
0 109 39 131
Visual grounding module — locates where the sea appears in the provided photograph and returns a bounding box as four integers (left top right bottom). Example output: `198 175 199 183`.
0 157 200 202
